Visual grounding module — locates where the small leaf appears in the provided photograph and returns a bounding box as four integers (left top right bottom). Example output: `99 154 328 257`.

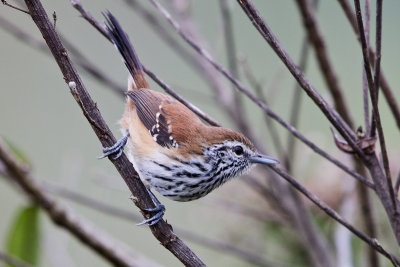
5 205 41 266
330 128 377 154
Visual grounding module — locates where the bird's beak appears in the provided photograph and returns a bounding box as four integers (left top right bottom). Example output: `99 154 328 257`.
249 154 279 165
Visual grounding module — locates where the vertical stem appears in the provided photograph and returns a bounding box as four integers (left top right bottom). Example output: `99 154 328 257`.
353 0 397 215
362 0 371 134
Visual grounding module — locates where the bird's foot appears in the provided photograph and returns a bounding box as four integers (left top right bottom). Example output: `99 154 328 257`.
136 189 165 226
98 132 130 160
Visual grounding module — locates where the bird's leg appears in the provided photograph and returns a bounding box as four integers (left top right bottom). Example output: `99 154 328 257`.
136 189 166 226
98 131 130 159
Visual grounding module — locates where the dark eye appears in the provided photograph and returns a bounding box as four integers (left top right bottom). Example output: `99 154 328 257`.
233 146 244 155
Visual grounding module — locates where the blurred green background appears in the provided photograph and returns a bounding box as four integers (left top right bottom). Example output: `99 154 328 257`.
1 0 400 266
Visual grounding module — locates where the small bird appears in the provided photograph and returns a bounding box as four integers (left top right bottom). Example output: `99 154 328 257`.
102 12 279 225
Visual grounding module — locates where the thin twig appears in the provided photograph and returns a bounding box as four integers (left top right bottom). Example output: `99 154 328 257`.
219 0 245 126
143 66 220 126
70 0 220 127
0 16 125 97
295 0 353 127
239 57 285 159
21 1 205 265
145 0 373 188
337 0 400 130
41 181 285 267
269 164 400 266
70 0 108 40
371 0 382 137
359 2 380 266
357 162 380 267
237 0 400 247
165 0 253 139
121 0 204 77
235 0 368 159
0 139 161 267
362 0 371 134
353 0 396 215
1 0 30 14
0 251 33 267
286 34 310 173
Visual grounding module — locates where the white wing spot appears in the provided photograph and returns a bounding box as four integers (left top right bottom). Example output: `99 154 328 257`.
153 134 159 141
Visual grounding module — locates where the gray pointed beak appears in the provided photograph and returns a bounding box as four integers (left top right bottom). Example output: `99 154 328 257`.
249 154 279 165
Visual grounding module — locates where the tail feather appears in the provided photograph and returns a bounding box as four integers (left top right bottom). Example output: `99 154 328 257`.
104 11 149 90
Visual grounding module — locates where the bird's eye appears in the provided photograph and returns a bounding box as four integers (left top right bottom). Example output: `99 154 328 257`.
233 146 244 155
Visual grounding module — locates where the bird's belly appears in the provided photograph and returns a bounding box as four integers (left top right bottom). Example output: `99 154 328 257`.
132 154 216 202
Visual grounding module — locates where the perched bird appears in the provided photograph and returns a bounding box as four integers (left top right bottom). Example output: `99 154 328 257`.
102 12 279 225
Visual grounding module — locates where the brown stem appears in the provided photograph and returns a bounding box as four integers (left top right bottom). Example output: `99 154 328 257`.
237 0 400 248
337 0 400 131
35 180 283 267
0 140 159 267
270 164 399 265
21 0 205 265
235 0 367 160
353 0 397 221
219 0 245 127
295 0 353 127
71 0 220 128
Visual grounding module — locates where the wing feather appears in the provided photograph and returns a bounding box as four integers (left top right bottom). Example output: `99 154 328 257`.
127 90 176 148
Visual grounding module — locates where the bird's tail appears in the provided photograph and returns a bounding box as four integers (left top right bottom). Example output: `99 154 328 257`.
104 11 149 90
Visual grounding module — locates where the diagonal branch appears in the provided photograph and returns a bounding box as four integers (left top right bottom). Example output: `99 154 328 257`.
0 15 125 97
142 0 372 189
270 165 399 266
40 181 286 267
0 139 161 267
20 0 205 265
70 0 219 127
237 0 400 247
235 0 364 158
295 0 353 127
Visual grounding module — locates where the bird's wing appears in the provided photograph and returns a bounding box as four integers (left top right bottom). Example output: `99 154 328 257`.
127 89 191 148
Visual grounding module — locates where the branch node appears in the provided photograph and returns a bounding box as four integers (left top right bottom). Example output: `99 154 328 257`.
129 194 139 204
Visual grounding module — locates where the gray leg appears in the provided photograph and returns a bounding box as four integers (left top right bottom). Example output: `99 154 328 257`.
98 132 130 160
137 189 166 226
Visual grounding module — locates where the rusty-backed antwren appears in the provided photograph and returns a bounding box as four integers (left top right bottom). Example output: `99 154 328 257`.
101 12 279 225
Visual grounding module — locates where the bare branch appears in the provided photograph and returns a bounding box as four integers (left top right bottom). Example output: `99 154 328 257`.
353 0 396 216
0 139 162 267
143 0 371 189
362 0 371 134
237 0 400 248
41 180 282 267
164 0 253 139
1 0 29 14
21 0 205 265
286 35 310 172
235 0 363 158
295 0 353 126
0 15 125 97
219 0 246 128
337 0 400 130
270 164 400 265
70 0 219 127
